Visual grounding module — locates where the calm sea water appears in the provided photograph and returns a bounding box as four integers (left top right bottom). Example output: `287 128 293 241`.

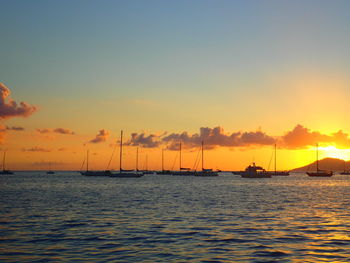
1 172 350 262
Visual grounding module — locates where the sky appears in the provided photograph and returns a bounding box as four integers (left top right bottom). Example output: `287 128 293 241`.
1 0 350 171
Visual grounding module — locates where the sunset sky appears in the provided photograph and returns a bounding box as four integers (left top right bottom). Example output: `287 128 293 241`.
1 0 350 171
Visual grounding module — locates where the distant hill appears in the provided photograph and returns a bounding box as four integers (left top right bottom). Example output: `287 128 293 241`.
291 158 348 172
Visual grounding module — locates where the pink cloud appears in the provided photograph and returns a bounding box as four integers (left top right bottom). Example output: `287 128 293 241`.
0 83 37 119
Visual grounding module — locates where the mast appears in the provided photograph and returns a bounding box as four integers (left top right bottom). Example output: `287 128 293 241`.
2 151 5 171
146 154 148 171
316 143 319 172
162 148 164 171
179 141 182 171
86 150 89 172
202 140 204 171
136 147 138 171
274 143 277 175
120 130 123 173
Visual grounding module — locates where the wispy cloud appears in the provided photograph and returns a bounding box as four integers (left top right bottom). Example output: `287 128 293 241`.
36 128 75 135
0 83 37 119
53 128 75 135
22 147 51 152
6 126 25 131
36 128 51 134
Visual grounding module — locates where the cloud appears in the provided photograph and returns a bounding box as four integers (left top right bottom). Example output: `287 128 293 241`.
0 83 37 119
36 128 51 134
126 133 161 148
162 126 275 150
36 128 75 135
280 124 350 149
53 128 75 135
6 126 24 131
122 125 350 151
89 129 109 143
22 147 51 152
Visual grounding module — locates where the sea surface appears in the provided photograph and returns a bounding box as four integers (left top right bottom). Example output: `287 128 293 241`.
1 172 350 262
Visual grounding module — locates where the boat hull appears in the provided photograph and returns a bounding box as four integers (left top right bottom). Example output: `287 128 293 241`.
81 170 111 176
266 171 290 176
171 171 196 176
306 172 333 177
194 171 219 176
241 174 271 178
0 170 13 175
110 172 143 178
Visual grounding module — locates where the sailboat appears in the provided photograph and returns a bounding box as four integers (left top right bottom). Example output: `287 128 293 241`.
81 150 111 176
110 130 143 178
340 159 350 175
156 148 171 174
0 152 13 175
172 141 194 176
306 143 333 177
194 141 218 176
266 144 289 176
47 162 55 174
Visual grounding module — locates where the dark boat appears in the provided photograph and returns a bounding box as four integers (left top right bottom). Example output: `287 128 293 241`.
340 160 350 175
47 162 55 174
241 163 271 178
0 152 13 175
306 143 333 177
172 141 196 176
194 141 218 176
156 148 172 175
266 144 289 176
110 131 143 178
80 150 110 176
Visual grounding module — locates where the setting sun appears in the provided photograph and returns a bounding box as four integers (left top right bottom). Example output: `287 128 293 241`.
317 145 350 161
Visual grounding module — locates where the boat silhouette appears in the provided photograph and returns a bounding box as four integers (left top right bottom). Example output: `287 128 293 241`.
265 144 289 176
306 144 333 177
0 151 13 175
194 141 218 176
110 131 143 178
241 163 271 178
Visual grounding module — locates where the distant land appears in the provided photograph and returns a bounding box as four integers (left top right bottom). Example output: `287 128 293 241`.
291 158 349 172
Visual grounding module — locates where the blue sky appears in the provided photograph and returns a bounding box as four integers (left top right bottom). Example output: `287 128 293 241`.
1 0 350 134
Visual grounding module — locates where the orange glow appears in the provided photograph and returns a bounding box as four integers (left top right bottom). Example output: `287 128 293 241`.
317 145 350 161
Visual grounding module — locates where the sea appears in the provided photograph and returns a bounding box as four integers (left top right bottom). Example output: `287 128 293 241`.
1 172 350 262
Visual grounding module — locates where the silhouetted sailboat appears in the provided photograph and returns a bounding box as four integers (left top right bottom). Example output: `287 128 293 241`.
110 130 143 178
81 150 111 176
172 141 194 176
340 159 350 175
156 148 171 174
266 144 289 176
194 141 218 176
47 162 55 174
307 143 333 177
0 151 13 175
